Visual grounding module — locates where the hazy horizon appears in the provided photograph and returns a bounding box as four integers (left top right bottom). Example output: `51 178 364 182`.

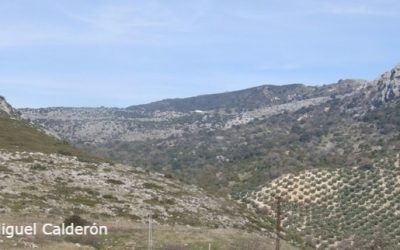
8 75 389 109
1 0 399 108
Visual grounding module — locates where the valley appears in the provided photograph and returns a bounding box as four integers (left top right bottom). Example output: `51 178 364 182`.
2 64 400 249
0 97 294 249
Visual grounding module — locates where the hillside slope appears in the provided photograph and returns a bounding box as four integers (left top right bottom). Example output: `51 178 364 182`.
19 77 367 190
247 154 400 249
128 84 324 112
20 79 362 145
0 97 293 249
0 150 252 228
16 64 400 248
0 113 96 159
20 65 400 197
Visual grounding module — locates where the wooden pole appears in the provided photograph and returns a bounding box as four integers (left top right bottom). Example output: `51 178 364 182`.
148 214 153 250
275 196 282 250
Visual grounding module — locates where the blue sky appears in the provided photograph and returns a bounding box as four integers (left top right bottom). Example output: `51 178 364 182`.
1 0 399 108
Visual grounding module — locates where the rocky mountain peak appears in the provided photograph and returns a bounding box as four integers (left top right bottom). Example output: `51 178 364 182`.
0 96 20 118
374 64 400 104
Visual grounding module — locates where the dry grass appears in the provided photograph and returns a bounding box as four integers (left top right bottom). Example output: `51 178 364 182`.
0 215 298 250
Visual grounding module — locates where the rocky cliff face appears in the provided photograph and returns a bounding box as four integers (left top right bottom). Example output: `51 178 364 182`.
0 96 20 118
371 64 400 106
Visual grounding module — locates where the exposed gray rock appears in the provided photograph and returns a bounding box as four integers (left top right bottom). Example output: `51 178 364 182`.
373 64 400 105
19 80 363 146
0 150 251 228
0 96 20 118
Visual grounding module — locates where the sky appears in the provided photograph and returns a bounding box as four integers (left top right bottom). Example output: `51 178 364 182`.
1 0 399 108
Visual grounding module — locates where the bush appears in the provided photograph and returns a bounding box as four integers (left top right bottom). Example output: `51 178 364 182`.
106 179 124 185
63 215 90 227
31 164 47 171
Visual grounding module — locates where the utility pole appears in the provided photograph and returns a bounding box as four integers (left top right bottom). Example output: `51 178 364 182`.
148 214 153 250
275 196 282 250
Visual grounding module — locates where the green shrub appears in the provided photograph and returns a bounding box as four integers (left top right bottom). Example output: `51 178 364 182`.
106 179 124 185
63 215 90 227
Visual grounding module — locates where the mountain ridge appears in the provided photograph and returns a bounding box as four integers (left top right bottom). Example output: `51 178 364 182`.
0 95 290 249
126 81 368 113
19 77 366 146
18 64 400 193
11 63 400 248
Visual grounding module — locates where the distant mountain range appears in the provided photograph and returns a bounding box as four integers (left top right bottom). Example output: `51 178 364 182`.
19 64 400 187
19 79 366 145
127 81 362 113
18 64 400 248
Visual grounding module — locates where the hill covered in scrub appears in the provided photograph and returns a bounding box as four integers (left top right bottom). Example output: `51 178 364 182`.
0 150 252 229
18 63 400 248
20 64 400 198
0 96 294 249
126 82 357 113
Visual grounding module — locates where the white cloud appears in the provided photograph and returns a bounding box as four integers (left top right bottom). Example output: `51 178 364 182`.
0 1 214 49
318 1 396 16
230 0 397 23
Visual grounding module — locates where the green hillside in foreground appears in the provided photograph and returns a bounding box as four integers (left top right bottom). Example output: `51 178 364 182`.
0 113 98 162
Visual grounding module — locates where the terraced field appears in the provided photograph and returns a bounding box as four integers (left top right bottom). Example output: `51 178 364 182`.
247 154 400 249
